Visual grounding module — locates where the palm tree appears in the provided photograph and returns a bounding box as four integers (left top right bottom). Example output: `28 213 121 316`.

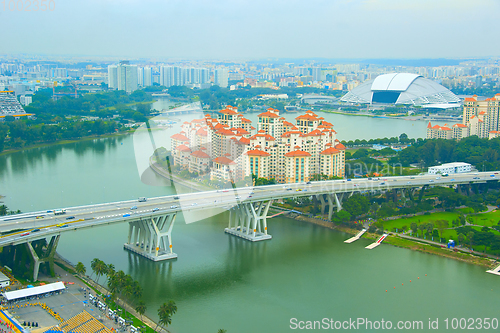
95 260 108 284
165 300 177 317
132 281 143 301
0 205 8 216
107 264 115 278
75 262 86 275
156 301 176 331
90 258 99 280
135 300 146 321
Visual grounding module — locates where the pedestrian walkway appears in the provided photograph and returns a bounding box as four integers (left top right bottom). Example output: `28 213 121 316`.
365 234 388 249
344 229 367 243
486 263 500 276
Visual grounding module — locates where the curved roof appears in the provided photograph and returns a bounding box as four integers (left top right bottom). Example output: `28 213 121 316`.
340 73 460 106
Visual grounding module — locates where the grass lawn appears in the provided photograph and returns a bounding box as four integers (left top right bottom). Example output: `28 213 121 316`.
383 211 460 232
469 210 500 227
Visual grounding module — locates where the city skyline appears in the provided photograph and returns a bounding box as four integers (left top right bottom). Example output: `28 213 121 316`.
1 0 499 59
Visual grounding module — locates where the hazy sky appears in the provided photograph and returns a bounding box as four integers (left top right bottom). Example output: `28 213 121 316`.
1 0 499 60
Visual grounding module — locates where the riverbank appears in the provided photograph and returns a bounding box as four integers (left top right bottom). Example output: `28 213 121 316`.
0 131 134 157
288 212 497 269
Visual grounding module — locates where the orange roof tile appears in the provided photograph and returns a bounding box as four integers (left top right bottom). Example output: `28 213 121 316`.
285 150 311 157
239 137 250 145
334 143 346 150
307 129 324 136
258 111 280 118
296 114 319 121
219 108 238 115
320 147 340 155
235 128 250 134
191 150 210 158
176 144 191 152
213 156 236 165
246 149 270 156
171 133 189 141
196 128 208 136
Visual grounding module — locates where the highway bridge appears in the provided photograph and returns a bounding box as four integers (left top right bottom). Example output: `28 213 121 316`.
1 171 498 280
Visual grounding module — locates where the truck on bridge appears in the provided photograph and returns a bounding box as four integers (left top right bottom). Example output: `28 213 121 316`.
53 209 66 215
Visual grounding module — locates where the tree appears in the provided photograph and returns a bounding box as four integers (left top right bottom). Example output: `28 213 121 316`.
218 330 227 333
418 223 426 237
435 220 449 238
135 301 146 321
0 205 8 216
107 263 115 278
457 233 465 245
467 231 475 249
331 210 351 224
425 223 434 237
90 258 99 279
410 222 418 236
157 301 177 331
342 194 370 218
75 262 86 275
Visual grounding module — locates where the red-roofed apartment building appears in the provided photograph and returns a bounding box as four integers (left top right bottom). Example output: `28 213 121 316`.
169 107 345 183
427 94 500 140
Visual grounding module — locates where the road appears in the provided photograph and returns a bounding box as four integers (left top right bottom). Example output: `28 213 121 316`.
0 171 497 246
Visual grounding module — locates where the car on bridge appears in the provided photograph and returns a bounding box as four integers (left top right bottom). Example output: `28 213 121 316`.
123 213 131 217
36 215 44 219
170 205 178 209
32 229 40 232
66 216 75 220
138 197 147 202
20 232 30 236
153 208 160 212
130 206 138 210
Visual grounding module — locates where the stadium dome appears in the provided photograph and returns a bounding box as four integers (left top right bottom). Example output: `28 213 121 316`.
340 73 460 108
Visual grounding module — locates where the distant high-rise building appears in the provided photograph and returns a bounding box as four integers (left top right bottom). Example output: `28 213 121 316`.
51 68 68 78
159 66 210 87
137 67 144 86
215 68 229 88
108 65 118 89
110 62 138 93
143 67 153 87
311 67 322 82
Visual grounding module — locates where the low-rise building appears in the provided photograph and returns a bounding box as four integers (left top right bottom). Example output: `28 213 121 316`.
428 162 472 175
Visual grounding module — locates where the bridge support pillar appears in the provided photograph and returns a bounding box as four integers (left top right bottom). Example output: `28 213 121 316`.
124 213 177 261
317 193 343 220
318 195 327 215
27 235 60 281
326 193 343 220
225 201 273 242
